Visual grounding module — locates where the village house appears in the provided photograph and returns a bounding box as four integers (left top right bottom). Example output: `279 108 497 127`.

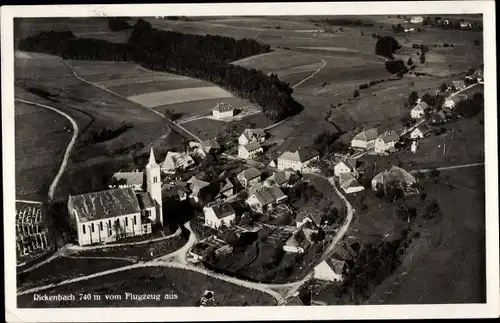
339 173 365 195
277 147 320 172
238 141 263 160
410 16 424 24
443 94 467 109
212 102 234 119
189 235 230 262
268 170 300 188
333 158 357 177
187 176 210 203
410 125 432 139
68 187 153 246
245 185 287 213
313 257 347 282
283 223 316 253
199 139 221 157
452 79 466 90
295 210 323 228
162 182 190 201
109 170 144 191
410 100 430 119
374 130 400 154
215 177 235 200
350 128 378 150
238 128 266 146
160 151 195 174
429 110 448 125
237 167 262 188
371 165 417 194
203 202 236 229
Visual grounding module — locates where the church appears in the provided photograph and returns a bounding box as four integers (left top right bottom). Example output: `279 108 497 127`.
68 148 163 246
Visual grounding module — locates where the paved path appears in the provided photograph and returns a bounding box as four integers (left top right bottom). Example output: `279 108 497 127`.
15 99 79 202
410 162 484 174
18 245 70 275
63 60 202 143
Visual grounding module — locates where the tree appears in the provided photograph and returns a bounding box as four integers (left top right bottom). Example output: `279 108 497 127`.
375 36 401 59
353 89 360 98
407 57 413 66
439 83 448 92
423 200 441 221
420 53 426 64
408 91 419 106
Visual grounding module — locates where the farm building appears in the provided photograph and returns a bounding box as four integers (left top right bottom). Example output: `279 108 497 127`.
295 210 323 228
452 80 466 90
374 130 400 154
334 158 357 177
238 128 266 146
238 141 263 160
109 171 144 191
410 100 430 119
215 177 235 200
160 151 195 173
410 125 432 139
190 235 230 262
313 257 347 282
237 167 262 188
338 173 365 195
245 185 287 213
410 16 424 23
203 202 236 229
212 102 234 119
187 177 210 203
16 201 50 264
371 165 417 193
350 128 378 150
277 147 320 172
67 187 155 246
283 224 315 254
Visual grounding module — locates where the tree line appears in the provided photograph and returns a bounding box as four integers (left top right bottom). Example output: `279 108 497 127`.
18 19 303 122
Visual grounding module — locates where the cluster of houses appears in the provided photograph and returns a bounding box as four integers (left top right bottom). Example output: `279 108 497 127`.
238 128 265 160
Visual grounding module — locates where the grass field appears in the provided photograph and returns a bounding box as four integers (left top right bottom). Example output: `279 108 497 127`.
15 101 73 201
17 256 131 292
367 167 485 304
17 266 277 307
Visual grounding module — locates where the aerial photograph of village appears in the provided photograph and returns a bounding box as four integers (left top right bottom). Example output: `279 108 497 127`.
13 14 485 307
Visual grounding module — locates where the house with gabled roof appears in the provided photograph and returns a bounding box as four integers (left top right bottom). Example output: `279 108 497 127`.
411 100 430 119
372 165 417 194
238 128 266 146
338 173 365 194
410 125 432 139
245 185 287 213
203 202 236 229
313 257 347 282
238 141 263 160
334 158 357 177
160 151 195 174
374 130 400 154
162 182 190 201
237 167 262 188
109 171 144 191
350 128 378 150
277 147 320 172
187 177 210 203
200 139 221 156
215 177 235 200
212 102 234 119
283 223 316 253
270 170 300 188
295 209 323 228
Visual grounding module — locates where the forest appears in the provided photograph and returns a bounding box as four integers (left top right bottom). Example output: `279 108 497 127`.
17 19 303 122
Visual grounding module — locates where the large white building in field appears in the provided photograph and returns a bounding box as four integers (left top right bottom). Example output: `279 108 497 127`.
277 147 319 172
68 148 163 246
212 102 234 119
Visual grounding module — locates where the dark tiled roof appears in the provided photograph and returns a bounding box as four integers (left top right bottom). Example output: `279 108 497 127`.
297 147 319 162
242 128 266 141
211 203 236 219
69 188 141 222
213 102 234 112
239 167 261 181
243 141 262 152
136 192 155 209
353 128 378 142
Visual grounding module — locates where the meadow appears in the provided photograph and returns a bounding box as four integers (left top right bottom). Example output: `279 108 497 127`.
15 101 73 201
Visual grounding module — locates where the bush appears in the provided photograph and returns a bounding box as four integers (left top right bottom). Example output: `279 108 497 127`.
385 60 406 74
407 57 413 66
443 42 450 47
359 83 369 90
420 54 426 64
375 36 401 59
353 89 360 98
439 83 448 92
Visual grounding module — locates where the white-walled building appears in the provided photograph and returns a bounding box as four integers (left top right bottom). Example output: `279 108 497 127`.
338 173 365 194
109 171 144 191
410 125 432 139
374 130 400 154
238 129 266 146
350 128 378 150
160 151 195 173
203 202 236 229
277 147 319 172
237 168 262 188
313 257 347 282
410 101 429 119
145 147 163 225
410 16 424 24
246 185 287 213
334 159 357 177
212 102 234 119
238 142 263 160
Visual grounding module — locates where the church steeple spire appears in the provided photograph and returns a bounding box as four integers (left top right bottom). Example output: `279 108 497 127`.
147 146 159 169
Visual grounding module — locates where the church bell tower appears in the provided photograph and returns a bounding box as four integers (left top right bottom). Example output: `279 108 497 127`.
146 147 163 225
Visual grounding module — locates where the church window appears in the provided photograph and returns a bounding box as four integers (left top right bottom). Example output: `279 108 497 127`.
82 225 86 234
100 221 103 231
134 216 137 225
91 223 95 232
154 176 158 183
125 217 129 227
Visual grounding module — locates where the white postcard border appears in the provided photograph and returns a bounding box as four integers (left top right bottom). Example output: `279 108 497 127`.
2 2 498 321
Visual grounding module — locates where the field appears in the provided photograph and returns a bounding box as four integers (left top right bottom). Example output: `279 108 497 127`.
14 52 170 197
17 267 277 307
367 167 485 304
17 256 131 292
15 101 73 201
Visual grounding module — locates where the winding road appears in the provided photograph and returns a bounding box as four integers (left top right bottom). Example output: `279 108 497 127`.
15 99 79 202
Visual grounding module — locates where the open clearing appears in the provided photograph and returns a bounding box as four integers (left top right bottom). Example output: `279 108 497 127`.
18 266 276 307
15 101 73 201
127 87 234 108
